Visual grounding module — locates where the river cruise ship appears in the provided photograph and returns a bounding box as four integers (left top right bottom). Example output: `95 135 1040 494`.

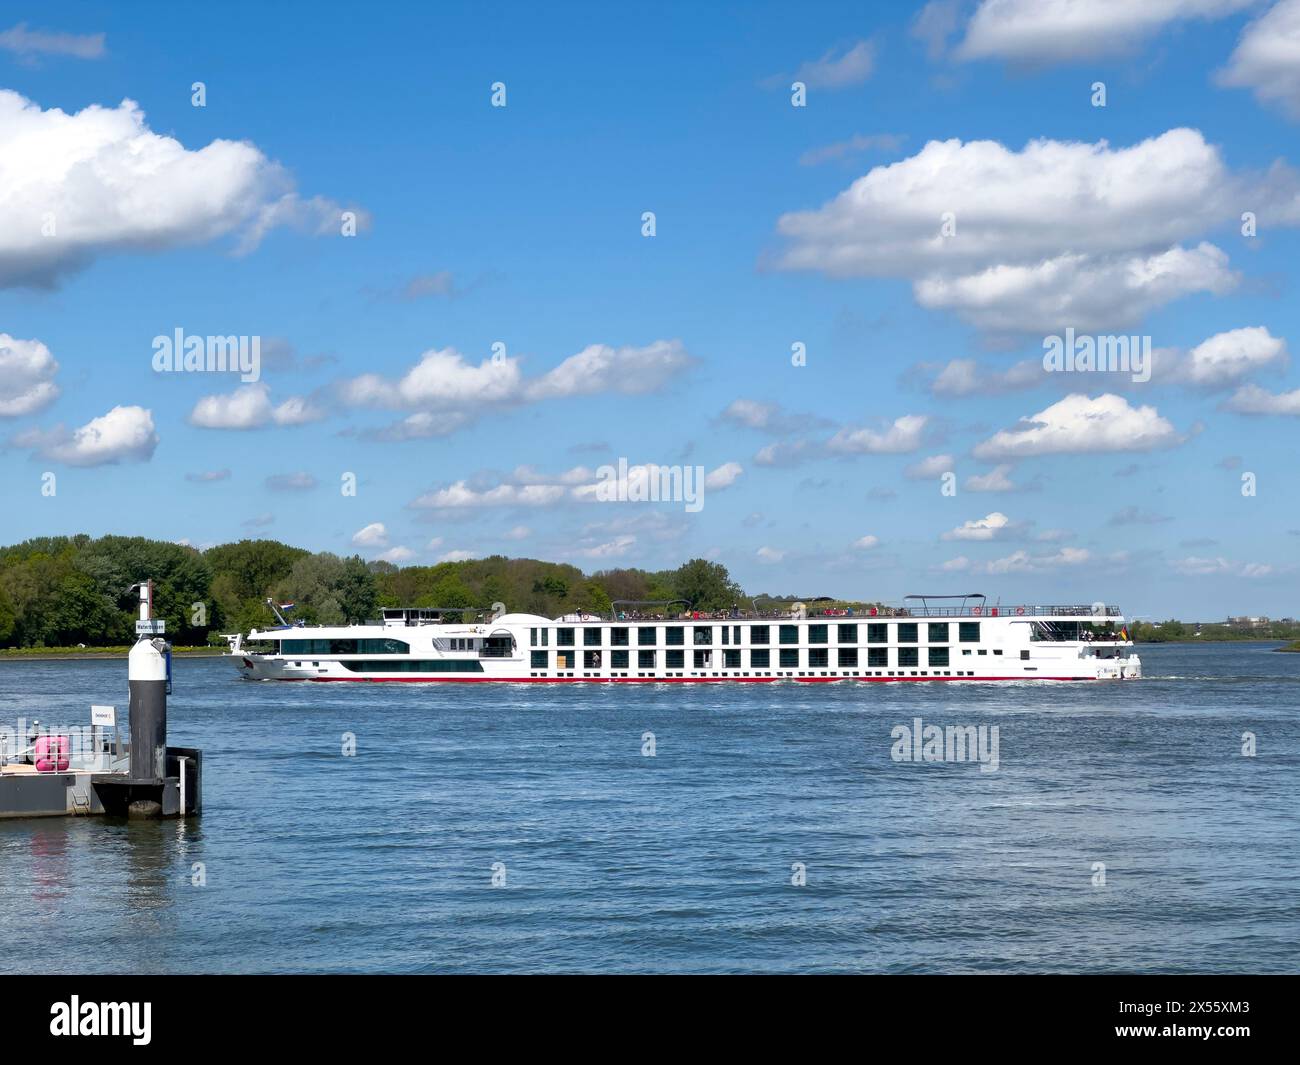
227 595 1141 682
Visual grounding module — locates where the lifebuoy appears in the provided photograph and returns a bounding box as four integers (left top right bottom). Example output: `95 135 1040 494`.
1015 606 1025 616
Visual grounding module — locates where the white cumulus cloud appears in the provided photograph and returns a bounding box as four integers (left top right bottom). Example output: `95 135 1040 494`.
772 128 1288 333
189 383 324 429
956 0 1253 63
0 333 59 415
973 394 1183 459
1219 0 1300 119
0 90 365 288
15 403 156 466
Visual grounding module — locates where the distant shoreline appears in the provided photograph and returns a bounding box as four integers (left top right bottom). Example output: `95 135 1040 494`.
0 649 227 662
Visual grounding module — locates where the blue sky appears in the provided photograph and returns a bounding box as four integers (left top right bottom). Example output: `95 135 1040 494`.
2 0 1299 617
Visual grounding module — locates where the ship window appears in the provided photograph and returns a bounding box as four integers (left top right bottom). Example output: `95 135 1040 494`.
584 650 602 668
1021 650 1030 660
557 628 575 647
540 628 549 646
611 627 629 646
838 647 858 668
341 659 484 673
898 647 919 667
750 648 770 668
530 651 548 669
611 650 629 669
637 626 657 646
666 649 684 669
779 625 798 645
928 623 949 643
584 628 602 646
638 650 655 669
529 628 537 645
838 624 857 643
723 649 740 668
808 625 828 644
721 627 729 645
867 647 887 668
897 623 918 643
693 626 712 645
779 648 799 668
809 647 829 668
693 650 712 668
750 625 769 645
929 647 949 667
665 627 684 646
959 622 980 643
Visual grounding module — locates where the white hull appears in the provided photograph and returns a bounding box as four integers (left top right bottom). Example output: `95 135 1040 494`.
230 607 1142 684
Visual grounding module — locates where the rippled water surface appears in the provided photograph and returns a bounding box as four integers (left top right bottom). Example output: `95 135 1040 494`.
1 643 1297 973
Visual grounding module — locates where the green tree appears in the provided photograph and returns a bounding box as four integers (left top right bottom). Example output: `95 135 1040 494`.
671 559 743 610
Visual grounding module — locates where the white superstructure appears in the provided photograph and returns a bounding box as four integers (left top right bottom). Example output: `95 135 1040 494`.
229 595 1141 683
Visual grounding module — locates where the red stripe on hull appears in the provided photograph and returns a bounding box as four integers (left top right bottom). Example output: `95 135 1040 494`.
256 674 1096 683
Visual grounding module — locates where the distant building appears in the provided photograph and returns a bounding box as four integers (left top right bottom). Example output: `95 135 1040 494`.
1226 616 1270 627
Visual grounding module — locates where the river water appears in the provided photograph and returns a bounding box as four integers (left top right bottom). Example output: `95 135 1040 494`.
1 642 1296 973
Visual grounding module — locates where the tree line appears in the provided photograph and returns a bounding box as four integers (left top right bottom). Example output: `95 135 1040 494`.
0 535 753 648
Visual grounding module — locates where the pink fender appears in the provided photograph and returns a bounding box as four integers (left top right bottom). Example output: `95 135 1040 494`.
34 735 69 773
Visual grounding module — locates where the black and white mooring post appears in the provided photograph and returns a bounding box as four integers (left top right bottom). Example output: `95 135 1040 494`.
128 580 168 790
96 578 202 820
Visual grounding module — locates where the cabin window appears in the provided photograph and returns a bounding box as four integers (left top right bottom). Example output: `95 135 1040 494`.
283 638 410 655
750 625 770 645
779 625 798 645
837 624 857 643
1020 650 1030 661
808 624 828 644
897 623 918 643
693 626 713 646
584 650 602 669
693 650 712 668
867 624 887 644
665 626 684 646
342 659 483 673
721 627 729 645
638 650 655 669
928 623 949 643
637 626 657 646
809 647 829 668
611 650 629 669
723 649 740 668
779 648 799 668
530 651 548 669
611 627 629 646
959 622 980 643
898 647 919 667
929 647 950 667
867 647 888 668
557 628 575 647
838 647 858 668
666 649 684 669
584 628 602 647
750 648 770 668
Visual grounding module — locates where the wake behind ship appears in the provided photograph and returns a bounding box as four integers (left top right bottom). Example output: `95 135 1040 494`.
227 594 1141 682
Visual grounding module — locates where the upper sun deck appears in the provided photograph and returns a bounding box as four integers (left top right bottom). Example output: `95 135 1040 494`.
250 597 1126 637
